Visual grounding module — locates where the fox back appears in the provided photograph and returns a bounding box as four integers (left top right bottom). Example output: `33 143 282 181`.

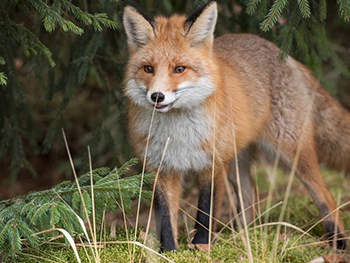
123 1 349 251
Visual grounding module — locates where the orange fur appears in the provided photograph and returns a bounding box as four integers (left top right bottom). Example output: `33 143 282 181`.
123 2 349 250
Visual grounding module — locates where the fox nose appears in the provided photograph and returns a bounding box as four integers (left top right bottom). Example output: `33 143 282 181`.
151 92 165 103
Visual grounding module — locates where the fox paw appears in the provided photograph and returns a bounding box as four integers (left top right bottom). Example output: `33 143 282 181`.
325 231 347 250
188 243 213 252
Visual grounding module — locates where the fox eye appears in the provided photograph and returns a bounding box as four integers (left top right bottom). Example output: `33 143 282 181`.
173 66 186 74
144 66 154 74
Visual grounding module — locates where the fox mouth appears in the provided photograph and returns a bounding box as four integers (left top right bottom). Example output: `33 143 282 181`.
154 103 173 112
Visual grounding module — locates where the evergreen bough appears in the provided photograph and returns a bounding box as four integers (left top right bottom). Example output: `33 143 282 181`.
0 0 349 196
245 0 350 65
0 0 120 180
0 0 117 80
0 158 154 261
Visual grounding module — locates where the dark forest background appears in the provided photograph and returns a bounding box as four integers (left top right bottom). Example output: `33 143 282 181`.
0 0 349 199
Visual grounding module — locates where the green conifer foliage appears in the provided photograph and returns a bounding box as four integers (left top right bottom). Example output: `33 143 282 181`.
0 0 348 261
0 0 120 179
0 0 349 185
0 158 154 261
244 0 350 67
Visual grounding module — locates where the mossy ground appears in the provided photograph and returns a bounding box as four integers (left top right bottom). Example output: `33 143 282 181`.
12 166 350 263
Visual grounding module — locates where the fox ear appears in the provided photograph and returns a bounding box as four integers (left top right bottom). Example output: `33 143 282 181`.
123 6 155 52
185 1 217 48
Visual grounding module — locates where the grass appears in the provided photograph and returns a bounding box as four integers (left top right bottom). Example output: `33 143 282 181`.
12 163 350 263
6 127 350 262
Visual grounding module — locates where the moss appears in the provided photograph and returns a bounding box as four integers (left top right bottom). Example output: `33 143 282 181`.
12 166 350 262
12 228 337 263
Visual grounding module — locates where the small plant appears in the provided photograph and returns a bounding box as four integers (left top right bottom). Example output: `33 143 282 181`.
0 158 154 262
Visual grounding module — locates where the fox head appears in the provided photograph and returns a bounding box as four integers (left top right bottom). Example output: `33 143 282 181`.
123 1 218 112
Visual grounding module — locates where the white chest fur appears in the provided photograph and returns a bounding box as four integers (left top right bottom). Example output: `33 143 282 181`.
134 107 213 173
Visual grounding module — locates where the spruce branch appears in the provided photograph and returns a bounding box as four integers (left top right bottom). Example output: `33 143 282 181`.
246 0 350 72
0 0 118 86
1 15 56 67
0 56 5 65
246 0 262 15
297 0 311 18
0 159 154 261
319 0 327 20
0 72 7 85
260 0 288 32
27 0 118 33
278 25 294 61
337 0 350 22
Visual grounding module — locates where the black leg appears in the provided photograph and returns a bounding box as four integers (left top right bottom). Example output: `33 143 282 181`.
192 181 212 244
323 212 347 250
154 186 177 251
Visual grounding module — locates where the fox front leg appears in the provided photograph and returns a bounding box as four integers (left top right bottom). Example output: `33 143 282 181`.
154 173 182 251
192 168 226 246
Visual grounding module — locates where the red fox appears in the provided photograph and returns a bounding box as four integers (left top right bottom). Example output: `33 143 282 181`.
123 1 349 251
